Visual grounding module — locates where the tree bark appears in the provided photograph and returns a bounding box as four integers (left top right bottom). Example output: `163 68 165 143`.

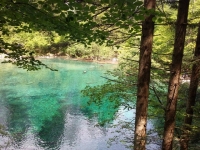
134 0 155 150
180 22 200 150
162 0 190 150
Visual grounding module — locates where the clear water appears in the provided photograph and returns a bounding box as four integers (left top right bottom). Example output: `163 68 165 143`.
0 58 134 150
0 58 160 150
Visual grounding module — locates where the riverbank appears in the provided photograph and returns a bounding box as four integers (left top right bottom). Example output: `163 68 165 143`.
38 55 118 65
0 53 118 65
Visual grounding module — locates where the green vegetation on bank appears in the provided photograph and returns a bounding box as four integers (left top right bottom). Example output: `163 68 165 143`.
2 29 116 60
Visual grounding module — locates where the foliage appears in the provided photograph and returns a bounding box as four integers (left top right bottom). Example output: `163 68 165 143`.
0 0 200 149
0 0 148 70
176 83 200 148
0 38 58 71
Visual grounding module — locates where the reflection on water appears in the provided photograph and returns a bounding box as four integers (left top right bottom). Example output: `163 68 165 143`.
0 58 132 150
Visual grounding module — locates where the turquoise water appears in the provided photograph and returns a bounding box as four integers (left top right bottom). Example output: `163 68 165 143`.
0 58 133 150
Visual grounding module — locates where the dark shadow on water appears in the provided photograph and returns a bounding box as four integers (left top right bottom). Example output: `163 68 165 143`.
37 108 65 149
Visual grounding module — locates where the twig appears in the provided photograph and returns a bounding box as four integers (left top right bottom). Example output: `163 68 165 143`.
151 85 166 110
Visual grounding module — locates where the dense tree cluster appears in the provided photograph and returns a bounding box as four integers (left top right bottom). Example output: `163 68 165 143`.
1 0 200 149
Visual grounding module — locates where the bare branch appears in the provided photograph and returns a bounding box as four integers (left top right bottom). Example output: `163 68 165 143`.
151 85 166 110
92 6 110 18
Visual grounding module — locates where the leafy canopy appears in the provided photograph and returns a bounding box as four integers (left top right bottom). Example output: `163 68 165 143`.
0 0 158 70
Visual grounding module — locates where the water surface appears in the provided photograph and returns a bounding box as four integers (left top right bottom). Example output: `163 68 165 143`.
0 58 160 150
0 58 133 150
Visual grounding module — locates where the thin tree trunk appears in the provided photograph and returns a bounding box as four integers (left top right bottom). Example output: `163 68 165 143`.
134 0 155 150
180 22 200 150
162 0 190 150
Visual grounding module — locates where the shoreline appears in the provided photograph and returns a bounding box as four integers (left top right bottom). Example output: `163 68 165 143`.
37 55 118 65
0 54 118 65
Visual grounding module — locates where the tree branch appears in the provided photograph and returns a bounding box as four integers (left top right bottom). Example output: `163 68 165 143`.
151 85 166 110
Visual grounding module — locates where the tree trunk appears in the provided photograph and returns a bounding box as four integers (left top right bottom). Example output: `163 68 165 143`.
134 0 155 150
180 22 200 150
162 0 190 150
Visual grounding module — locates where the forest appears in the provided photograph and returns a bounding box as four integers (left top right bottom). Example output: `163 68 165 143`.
0 0 200 150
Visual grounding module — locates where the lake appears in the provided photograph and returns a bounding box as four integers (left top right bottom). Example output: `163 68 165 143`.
0 58 160 150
